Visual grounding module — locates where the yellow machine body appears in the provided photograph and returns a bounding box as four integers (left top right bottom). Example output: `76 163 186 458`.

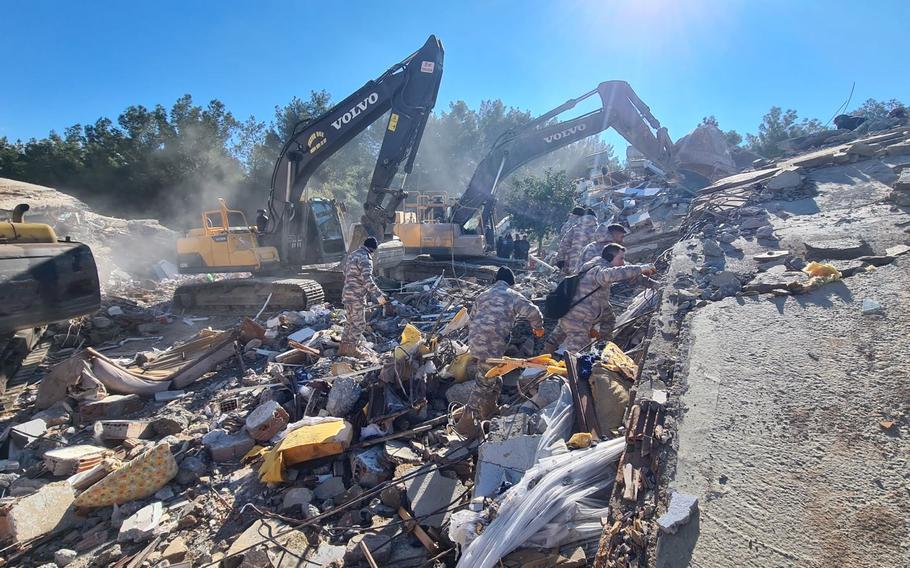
176 199 280 274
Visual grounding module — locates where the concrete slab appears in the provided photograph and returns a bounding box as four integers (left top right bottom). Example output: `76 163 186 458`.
405 470 460 527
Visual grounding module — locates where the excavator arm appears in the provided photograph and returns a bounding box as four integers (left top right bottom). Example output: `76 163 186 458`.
268 35 444 260
449 81 674 232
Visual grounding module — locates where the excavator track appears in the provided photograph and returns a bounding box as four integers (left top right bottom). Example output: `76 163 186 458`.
173 277 325 314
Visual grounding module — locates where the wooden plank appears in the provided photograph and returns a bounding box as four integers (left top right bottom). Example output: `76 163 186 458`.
398 507 440 554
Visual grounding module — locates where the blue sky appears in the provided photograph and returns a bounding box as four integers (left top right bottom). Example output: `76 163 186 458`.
2 0 907 149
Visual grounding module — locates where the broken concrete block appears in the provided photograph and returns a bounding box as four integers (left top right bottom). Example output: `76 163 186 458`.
203 429 255 463
862 298 884 315
344 529 396 565
161 536 188 563
657 492 699 534
96 420 154 441
33 402 73 427
445 381 476 406
474 435 541 498
701 238 723 258
350 447 391 488
176 455 207 485
325 376 362 417
153 390 186 402
894 169 910 191
384 440 422 464
245 400 290 442
0 481 76 543
405 470 460 527
709 271 741 294
10 418 47 445
80 395 144 422
755 226 775 239
281 487 314 511
314 476 346 500
43 445 108 476
766 167 803 190
118 501 163 543
54 548 77 567
805 239 874 260
153 412 189 436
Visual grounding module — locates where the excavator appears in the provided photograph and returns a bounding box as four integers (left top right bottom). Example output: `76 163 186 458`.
174 35 444 312
1 203 101 388
395 80 734 258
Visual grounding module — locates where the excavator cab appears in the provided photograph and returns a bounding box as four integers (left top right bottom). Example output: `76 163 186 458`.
176 199 280 274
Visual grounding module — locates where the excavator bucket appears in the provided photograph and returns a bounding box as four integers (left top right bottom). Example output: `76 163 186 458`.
0 205 101 336
0 240 100 335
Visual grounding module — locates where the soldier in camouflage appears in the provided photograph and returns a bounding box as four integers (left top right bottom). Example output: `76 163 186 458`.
545 243 655 353
340 237 387 357
456 267 545 438
575 223 628 272
557 209 598 274
555 206 584 270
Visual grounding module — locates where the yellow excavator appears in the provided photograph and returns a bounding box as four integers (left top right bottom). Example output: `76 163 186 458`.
173 35 444 312
394 80 737 258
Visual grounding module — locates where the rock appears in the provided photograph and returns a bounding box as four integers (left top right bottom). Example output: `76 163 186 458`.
281 487 314 511
153 412 189 436
344 530 396 565
657 491 699 534
894 169 910 191
0 481 76 543
54 548 77 567
805 239 874 260
136 322 162 335
153 390 186 402
766 167 803 191
245 400 290 442
350 447 392 488
303 504 320 519
383 440 422 465
117 501 163 543
202 429 255 463
862 299 884 315
445 381 476 406
161 536 188 563
717 232 737 243
325 376 362 418
755 226 775 239
95 544 123 565
702 239 723 258
380 486 402 510
154 486 175 501
314 476 346 500
176 455 207 485
710 271 741 294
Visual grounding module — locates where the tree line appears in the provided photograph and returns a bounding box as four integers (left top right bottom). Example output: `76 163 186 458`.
0 93 902 231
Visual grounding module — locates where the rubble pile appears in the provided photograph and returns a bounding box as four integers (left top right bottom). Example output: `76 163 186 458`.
0 177 178 284
0 254 664 568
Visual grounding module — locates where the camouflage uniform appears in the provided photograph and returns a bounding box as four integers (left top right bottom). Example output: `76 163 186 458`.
341 246 383 347
546 258 645 352
574 224 613 272
557 215 597 274
555 215 579 266
464 280 543 420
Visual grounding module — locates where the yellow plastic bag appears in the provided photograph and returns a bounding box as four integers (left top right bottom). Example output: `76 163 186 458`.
601 342 638 380
484 355 566 378
803 262 842 280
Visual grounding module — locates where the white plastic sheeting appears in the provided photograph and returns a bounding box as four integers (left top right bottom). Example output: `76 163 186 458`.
533 378 575 460
456 437 625 568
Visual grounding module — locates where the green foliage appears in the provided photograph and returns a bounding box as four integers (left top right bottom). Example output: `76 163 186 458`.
745 107 824 158
500 168 575 246
699 116 743 148
850 98 905 122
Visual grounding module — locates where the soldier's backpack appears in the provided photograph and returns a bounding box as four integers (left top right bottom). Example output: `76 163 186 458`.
544 266 601 319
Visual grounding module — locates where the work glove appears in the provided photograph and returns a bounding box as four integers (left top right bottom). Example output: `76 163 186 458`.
377 295 388 306
532 327 545 338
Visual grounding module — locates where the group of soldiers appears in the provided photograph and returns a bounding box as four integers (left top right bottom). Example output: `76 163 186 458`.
339 208 654 438
495 233 530 261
